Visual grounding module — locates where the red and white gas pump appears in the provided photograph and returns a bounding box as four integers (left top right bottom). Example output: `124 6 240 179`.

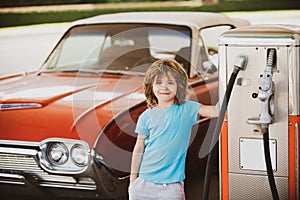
218 25 300 199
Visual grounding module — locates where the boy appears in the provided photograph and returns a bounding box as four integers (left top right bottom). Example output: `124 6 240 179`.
129 59 218 199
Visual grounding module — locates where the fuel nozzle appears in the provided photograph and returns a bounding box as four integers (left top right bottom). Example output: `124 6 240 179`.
234 54 248 70
247 49 276 128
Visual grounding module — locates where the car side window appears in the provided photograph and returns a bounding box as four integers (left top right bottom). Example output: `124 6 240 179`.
194 25 232 78
200 25 232 57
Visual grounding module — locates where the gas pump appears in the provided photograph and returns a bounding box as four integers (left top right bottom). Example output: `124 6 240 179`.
218 25 300 199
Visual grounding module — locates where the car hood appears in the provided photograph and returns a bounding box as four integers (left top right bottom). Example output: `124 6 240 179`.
0 73 145 145
0 74 139 102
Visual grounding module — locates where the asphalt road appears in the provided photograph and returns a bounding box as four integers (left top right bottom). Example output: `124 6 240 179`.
0 10 299 78
0 23 67 77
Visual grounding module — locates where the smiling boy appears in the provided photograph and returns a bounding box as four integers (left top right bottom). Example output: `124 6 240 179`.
129 59 218 200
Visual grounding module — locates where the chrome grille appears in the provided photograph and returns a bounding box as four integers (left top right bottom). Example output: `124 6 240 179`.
0 151 96 190
0 152 75 183
0 153 41 172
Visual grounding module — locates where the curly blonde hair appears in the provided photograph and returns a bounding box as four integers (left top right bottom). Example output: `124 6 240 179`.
144 59 189 108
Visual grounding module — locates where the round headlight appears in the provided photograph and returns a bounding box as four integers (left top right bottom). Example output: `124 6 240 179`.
71 144 88 166
47 142 69 165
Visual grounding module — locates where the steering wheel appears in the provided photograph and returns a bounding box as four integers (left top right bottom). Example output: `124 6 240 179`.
133 56 155 67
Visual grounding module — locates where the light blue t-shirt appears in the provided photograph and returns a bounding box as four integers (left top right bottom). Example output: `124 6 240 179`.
135 100 201 184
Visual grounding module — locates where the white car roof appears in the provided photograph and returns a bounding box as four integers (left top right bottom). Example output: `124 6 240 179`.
71 12 250 29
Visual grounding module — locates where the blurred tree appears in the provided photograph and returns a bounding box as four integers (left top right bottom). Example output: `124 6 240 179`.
0 0 298 7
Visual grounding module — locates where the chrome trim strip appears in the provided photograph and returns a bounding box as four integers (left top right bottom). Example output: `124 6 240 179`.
0 140 39 147
0 173 25 185
296 122 299 200
0 103 42 110
0 173 96 190
39 183 97 190
39 175 76 183
0 173 24 180
0 180 25 185
288 46 300 115
0 147 38 155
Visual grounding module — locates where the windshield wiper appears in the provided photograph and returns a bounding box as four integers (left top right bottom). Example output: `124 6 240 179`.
99 69 145 76
39 68 100 75
38 68 145 76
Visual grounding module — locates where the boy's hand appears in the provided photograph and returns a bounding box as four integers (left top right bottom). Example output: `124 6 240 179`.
199 103 219 118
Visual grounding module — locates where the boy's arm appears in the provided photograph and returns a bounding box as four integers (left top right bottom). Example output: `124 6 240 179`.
130 133 146 184
198 104 219 118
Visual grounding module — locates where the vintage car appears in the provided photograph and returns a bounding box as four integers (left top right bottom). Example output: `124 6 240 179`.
0 12 249 199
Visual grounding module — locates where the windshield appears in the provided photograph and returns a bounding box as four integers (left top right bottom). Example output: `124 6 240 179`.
42 24 191 75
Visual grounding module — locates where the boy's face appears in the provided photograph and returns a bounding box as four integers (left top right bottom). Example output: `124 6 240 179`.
152 73 177 105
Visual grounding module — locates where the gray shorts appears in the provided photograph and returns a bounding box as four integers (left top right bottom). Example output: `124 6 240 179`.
128 177 185 200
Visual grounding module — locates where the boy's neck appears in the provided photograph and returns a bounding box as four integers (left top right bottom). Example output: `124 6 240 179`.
155 101 175 110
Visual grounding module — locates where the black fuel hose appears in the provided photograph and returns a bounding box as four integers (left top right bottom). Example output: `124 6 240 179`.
202 66 241 200
262 128 279 200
